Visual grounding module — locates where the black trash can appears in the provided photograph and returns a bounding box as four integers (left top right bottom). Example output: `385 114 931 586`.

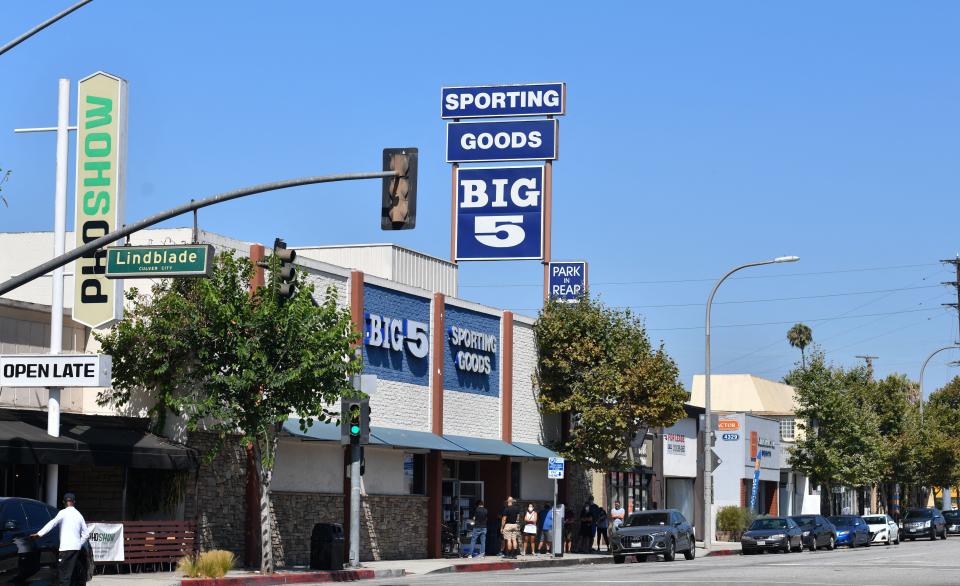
310 522 345 570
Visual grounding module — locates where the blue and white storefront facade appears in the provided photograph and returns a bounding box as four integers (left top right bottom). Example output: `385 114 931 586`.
270 257 558 563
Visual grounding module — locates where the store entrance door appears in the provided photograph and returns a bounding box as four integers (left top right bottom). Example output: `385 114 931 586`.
441 479 485 557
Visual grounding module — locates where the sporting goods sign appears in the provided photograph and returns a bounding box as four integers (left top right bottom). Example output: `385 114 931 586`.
446 119 557 163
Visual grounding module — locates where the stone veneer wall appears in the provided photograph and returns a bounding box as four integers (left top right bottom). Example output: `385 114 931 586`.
183 432 248 560
271 492 428 565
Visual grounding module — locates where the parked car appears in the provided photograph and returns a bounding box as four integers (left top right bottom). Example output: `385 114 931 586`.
790 515 837 551
900 508 947 541
827 516 871 547
0 496 60 583
741 517 803 554
863 514 899 545
943 510 960 535
609 509 696 563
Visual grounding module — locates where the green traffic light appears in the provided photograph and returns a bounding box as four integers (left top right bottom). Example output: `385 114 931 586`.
350 424 361 435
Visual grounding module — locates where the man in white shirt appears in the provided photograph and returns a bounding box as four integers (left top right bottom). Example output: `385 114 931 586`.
610 500 626 529
30 493 90 586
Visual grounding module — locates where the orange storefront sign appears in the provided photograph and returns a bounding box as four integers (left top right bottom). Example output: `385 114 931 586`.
717 419 740 431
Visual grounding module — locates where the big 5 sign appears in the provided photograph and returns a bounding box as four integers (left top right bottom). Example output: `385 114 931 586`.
455 166 544 261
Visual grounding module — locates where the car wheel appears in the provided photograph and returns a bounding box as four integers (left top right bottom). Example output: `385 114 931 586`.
614 554 625 564
827 535 836 550
931 529 938 541
808 538 816 552
941 528 948 540
663 539 676 562
684 544 695 560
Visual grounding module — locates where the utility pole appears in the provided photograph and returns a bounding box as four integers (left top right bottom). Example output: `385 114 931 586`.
855 355 879 379
939 256 960 512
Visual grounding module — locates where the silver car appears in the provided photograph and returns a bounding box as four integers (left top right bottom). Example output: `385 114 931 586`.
609 509 696 563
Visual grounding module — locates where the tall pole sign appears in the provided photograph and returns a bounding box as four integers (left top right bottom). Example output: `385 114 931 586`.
73 72 128 328
442 82 565 298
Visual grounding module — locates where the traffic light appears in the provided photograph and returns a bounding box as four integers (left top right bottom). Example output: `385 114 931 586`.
381 147 418 230
341 397 370 445
273 238 297 300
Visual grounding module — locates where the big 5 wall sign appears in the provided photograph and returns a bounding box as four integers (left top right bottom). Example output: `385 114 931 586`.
74 72 128 328
455 166 544 261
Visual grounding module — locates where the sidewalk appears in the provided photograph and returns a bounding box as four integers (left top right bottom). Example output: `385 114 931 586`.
90 546 740 585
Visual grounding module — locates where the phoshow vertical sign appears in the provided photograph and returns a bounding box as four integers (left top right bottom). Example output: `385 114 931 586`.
73 72 128 328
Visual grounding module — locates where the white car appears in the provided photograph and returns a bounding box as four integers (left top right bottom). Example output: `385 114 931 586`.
863 514 899 545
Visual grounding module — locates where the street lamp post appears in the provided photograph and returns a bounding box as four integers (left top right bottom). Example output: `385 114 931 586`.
917 345 959 511
703 255 799 550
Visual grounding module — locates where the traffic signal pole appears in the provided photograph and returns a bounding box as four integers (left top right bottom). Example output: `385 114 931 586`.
0 171 399 298
350 443 361 567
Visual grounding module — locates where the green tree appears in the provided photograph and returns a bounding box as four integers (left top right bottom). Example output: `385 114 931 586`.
534 295 686 470
96 252 362 573
786 323 813 368
919 377 960 497
784 349 885 513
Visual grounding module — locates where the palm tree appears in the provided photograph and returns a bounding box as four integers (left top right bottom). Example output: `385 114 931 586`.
787 323 813 368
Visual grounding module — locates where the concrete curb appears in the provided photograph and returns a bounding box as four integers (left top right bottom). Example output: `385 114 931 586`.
180 568 405 585
427 555 612 574
702 548 740 557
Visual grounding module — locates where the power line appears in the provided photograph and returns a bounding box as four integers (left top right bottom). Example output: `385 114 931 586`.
460 262 939 288
647 306 940 333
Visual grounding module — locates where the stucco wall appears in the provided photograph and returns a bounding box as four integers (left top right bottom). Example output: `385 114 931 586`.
520 460 553 501
272 440 344 493
369 379 431 432
442 390 500 439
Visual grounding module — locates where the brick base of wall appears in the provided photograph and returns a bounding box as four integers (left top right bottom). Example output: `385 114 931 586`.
183 432 248 561
272 492 428 565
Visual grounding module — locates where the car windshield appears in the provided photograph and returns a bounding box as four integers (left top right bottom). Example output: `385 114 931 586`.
791 516 817 528
828 516 857 526
750 518 788 530
624 512 669 527
863 516 886 524
904 510 933 520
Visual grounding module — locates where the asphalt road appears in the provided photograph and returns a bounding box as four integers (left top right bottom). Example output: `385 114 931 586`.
362 538 960 586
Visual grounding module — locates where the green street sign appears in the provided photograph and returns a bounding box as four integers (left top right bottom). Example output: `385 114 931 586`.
105 244 214 279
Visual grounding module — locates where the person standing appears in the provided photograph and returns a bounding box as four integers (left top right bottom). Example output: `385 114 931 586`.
31 492 90 586
610 500 626 529
467 500 488 558
538 502 553 554
593 503 609 552
500 497 521 559
522 503 538 555
578 499 594 553
563 506 574 553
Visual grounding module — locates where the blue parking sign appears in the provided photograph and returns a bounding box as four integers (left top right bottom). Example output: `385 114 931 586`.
549 261 587 302
455 166 544 261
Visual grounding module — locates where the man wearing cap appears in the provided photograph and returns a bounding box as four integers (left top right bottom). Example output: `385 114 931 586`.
31 493 90 585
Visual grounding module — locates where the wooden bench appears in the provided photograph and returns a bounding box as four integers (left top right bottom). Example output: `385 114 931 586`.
94 520 197 572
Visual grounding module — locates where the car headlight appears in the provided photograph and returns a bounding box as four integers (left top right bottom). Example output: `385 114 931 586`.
924 520 931 528
802 531 810 537
838 530 849 536
650 531 667 538
769 534 786 540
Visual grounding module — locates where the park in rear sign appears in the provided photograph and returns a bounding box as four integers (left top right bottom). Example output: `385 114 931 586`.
455 166 544 261
446 119 558 163
549 261 587 302
441 82 566 118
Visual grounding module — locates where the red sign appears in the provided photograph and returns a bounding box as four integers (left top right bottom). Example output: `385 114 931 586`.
750 431 758 460
717 419 740 431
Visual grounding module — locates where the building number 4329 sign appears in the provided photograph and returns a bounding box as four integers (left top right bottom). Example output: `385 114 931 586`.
455 166 544 261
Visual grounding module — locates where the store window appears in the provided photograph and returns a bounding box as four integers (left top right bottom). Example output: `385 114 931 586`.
780 417 795 440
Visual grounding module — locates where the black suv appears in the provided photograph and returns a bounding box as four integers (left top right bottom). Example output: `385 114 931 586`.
609 509 696 563
0 497 60 582
900 507 947 541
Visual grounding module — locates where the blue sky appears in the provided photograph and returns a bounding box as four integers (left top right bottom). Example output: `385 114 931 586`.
2 1 958 391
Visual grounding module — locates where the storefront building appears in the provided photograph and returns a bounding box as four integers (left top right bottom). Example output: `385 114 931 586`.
653 404 704 536
710 413 782 518
0 229 560 564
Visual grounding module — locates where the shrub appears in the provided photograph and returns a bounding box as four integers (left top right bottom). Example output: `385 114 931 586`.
196 550 235 578
716 506 754 539
177 555 200 578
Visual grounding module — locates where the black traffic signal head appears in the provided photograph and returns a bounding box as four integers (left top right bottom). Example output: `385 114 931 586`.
381 147 418 230
341 397 371 445
273 238 297 300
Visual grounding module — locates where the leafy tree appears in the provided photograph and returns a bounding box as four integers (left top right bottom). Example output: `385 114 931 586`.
786 323 813 368
96 252 362 573
534 295 686 470
784 349 885 513
919 377 960 496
